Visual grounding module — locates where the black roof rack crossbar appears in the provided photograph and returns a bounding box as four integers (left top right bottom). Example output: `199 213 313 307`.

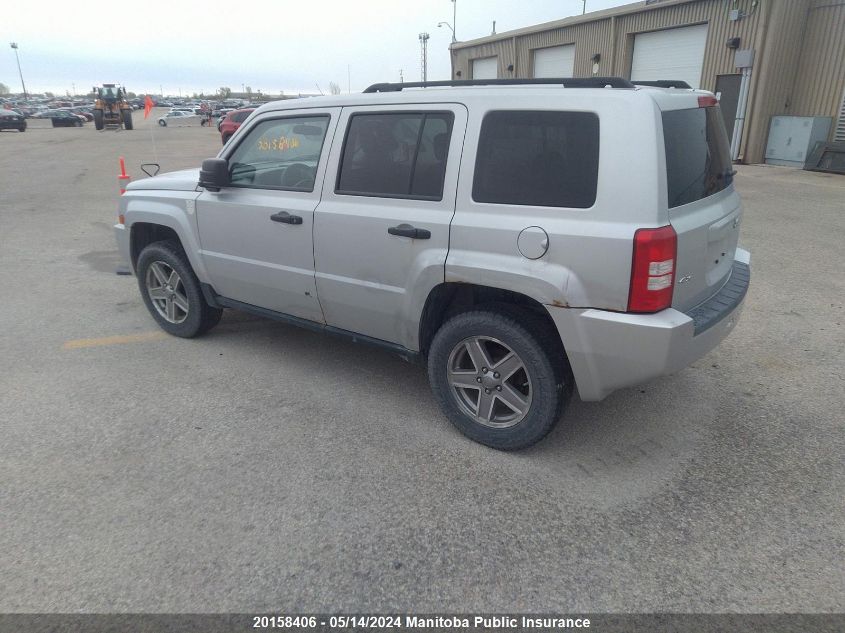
632 80 693 89
363 77 635 93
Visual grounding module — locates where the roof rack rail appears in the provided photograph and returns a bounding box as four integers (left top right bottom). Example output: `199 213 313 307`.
632 80 693 89
363 77 635 93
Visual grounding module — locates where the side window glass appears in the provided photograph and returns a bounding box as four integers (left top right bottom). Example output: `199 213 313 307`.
472 110 599 208
411 114 453 198
228 115 330 191
337 112 454 200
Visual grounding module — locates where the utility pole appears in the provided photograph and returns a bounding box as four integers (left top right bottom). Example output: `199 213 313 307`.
9 43 28 102
582 0 587 14
452 0 457 41
419 32 430 82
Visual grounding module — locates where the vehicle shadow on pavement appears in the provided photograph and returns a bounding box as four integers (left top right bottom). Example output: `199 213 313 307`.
207 308 708 492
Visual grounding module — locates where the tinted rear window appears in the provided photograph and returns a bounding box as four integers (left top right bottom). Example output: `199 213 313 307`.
472 110 599 208
663 106 733 208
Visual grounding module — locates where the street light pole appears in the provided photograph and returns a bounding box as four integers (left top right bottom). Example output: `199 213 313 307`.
438 22 456 42
452 0 457 41
9 43 28 102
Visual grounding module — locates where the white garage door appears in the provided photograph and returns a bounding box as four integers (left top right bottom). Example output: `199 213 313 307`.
631 24 708 89
472 57 498 79
533 45 575 78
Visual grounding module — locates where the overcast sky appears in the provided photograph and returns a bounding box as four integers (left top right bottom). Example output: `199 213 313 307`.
2 0 634 97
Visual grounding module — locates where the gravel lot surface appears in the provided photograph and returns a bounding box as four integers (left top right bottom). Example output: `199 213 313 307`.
1 111 843 612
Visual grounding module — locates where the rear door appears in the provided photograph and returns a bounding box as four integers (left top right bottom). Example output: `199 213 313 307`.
661 98 742 312
313 103 467 349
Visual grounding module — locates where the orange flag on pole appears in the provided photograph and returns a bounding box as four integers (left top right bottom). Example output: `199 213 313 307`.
143 95 154 119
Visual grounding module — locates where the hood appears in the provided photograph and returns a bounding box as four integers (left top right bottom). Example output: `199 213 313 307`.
126 168 200 192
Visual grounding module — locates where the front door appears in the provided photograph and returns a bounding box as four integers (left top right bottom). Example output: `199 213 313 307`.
313 104 467 349
196 108 339 322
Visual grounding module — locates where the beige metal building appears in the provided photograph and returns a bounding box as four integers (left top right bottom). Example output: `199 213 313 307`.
450 0 845 164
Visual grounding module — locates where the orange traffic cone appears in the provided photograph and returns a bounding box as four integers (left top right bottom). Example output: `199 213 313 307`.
118 156 131 194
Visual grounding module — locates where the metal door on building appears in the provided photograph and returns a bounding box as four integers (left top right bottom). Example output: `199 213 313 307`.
630 24 708 89
715 73 742 143
471 57 498 79
532 45 575 78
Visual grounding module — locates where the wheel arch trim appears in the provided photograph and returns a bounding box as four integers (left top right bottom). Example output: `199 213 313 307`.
125 201 210 282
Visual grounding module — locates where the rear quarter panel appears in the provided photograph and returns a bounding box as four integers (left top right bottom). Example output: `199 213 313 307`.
448 90 666 311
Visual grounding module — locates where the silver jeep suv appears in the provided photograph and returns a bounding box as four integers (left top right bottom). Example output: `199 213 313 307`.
115 78 750 450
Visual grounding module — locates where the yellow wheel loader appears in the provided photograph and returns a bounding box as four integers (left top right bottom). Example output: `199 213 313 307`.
93 84 133 130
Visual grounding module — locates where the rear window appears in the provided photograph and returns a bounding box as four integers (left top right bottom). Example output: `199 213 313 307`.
472 110 599 209
663 106 734 208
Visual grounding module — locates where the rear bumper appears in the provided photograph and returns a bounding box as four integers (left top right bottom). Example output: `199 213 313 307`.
547 249 750 401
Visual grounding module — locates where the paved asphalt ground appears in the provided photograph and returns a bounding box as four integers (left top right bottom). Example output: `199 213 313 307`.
1 112 843 613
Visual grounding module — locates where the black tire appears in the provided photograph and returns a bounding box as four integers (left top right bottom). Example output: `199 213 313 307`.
122 109 133 130
136 240 223 338
427 307 572 450
221 133 231 144
93 109 104 130
158 119 167 127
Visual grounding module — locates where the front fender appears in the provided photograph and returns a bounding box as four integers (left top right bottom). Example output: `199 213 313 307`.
122 191 209 282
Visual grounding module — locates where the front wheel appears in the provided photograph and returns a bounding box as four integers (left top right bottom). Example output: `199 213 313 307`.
122 109 133 130
427 309 571 450
136 240 222 338
158 119 167 127
93 109 104 130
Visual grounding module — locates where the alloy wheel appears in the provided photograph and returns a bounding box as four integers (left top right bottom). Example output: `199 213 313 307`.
145 261 189 324
447 336 533 428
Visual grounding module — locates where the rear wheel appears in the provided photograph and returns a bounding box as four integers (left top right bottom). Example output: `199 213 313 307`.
74 120 82 127
93 109 104 130
221 133 231 144
428 308 571 450
136 240 222 338
122 109 133 130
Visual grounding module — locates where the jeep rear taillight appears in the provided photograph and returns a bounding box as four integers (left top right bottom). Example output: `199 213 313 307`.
627 225 677 313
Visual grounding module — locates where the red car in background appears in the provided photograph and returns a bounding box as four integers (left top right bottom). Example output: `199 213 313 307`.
219 108 255 144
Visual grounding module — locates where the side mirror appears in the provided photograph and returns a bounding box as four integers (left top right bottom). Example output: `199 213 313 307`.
199 158 230 192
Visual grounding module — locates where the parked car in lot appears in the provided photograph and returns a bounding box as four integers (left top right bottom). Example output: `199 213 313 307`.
38 110 85 127
116 77 750 450
157 110 206 127
219 108 255 143
0 108 27 132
